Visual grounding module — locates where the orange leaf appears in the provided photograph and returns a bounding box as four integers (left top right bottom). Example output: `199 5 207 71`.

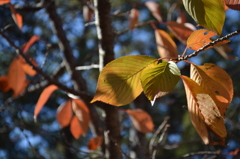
9 3 23 30
145 1 162 22
0 0 10 5
83 5 93 22
88 136 103 150
129 8 139 30
72 99 90 135
34 85 58 121
224 0 240 10
21 35 40 54
7 58 27 96
56 100 73 128
229 148 240 155
166 21 194 45
155 29 178 60
190 63 233 118
70 115 83 139
0 76 10 92
187 29 230 51
19 56 38 76
126 109 154 134
181 75 226 145
13 80 30 97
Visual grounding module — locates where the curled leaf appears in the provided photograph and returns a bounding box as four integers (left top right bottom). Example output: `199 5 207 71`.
224 0 240 10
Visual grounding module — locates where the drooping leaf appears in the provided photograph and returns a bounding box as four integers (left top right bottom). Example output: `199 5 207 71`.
166 21 194 45
140 60 180 102
91 55 156 106
126 109 154 134
224 0 240 10
88 136 103 150
70 115 83 139
145 1 162 22
0 76 10 92
7 58 27 96
183 0 225 35
129 8 139 30
34 85 58 121
21 35 40 54
56 100 73 128
19 56 38 76
72 99 90 135
0 0 10 5
155 29 178 60
187 29 230 51
9 3 23 30
190 63 233 118
83 5 93 22
181 75 226 145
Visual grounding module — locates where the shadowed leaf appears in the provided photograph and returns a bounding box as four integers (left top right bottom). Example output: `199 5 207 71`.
83 5 93 22
70 115 83 139
129 8 139 30
21 35 40 54
88 136 103 150
176 11 186 24
9 3 23 30
56 100 73 128
145 1 162 22
224 0 240 10
0 76 10 92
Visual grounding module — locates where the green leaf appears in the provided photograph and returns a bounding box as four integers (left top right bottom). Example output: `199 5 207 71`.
140 60 180 102
183 0 225 35
91 55 157 106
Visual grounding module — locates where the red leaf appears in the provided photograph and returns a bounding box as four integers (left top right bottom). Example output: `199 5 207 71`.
21 35 40 54
34 85 58 121
0 76 10 92
0 0 10 5
7 58 27 96
145 1 162 22
72 99 90 135
70 115 83 139
129 8 139 30
88 136 103 150
56 100 73 128
9 3 23 30
126 109 154 134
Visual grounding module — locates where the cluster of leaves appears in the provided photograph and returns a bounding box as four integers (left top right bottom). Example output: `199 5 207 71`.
91 0 240 145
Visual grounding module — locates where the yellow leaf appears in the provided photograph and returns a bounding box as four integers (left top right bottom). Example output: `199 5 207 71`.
56 100 73 128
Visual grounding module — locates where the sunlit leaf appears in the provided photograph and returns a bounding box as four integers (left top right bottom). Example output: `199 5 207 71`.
126 109 154 134
183 0 225 35
7 58 26 96
129 8 139 30
70 115 83 139
56 100 73 128
9 3 23 30
145 1 162 22
140 60 180 102
19 56 38 76
88 136 103 150
72 99 90 135
190 63 233 118
13 80 29 97
224 0 240 10
34 85 58 121
187 29 230 51
0 0 10 5
0 76 10 92
166 21 194 45
229 148 240 155
184 23 197 31
83 5 93 22
91 55 156 106
181 75 226 145
21 35 40 54
155 29 178 60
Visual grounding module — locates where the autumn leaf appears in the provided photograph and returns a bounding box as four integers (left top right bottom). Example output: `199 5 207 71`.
91 55 156 106
176 11 186 24
0 76 10 92
21 35 40 54
129 8 139 30
70 115 83 139
181 75 226 145
88 136 103 150
7 58 27 96
72 99 90 135
34 85 58 121
126 109 154 134
19 56 38 76
183 0 225 35
166 21 194 45
83 5 94 22
187 29 230 51
224 0 240 10
155 29 178 60
0 0 10 5
190 63 233 118
9 3 23 30
56 99 73 128
140 60 180 103
145 1 162 22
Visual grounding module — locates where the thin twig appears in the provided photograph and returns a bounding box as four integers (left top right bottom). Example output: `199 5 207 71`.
76 64 99 70
175 151 221 159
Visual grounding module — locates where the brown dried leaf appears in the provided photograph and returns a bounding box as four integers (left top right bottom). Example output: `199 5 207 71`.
21 35 40 54
83 5 94 22
88 136 103 150
224 0 240 10
0 76 10 92
145 1 162 22
176 11 186 24
126 109 154 134
129 8 139 30
9 3 23 30
70 115 83 139
56 100 73 128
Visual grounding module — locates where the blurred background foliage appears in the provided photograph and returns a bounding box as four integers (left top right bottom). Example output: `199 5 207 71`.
0 0 240 158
